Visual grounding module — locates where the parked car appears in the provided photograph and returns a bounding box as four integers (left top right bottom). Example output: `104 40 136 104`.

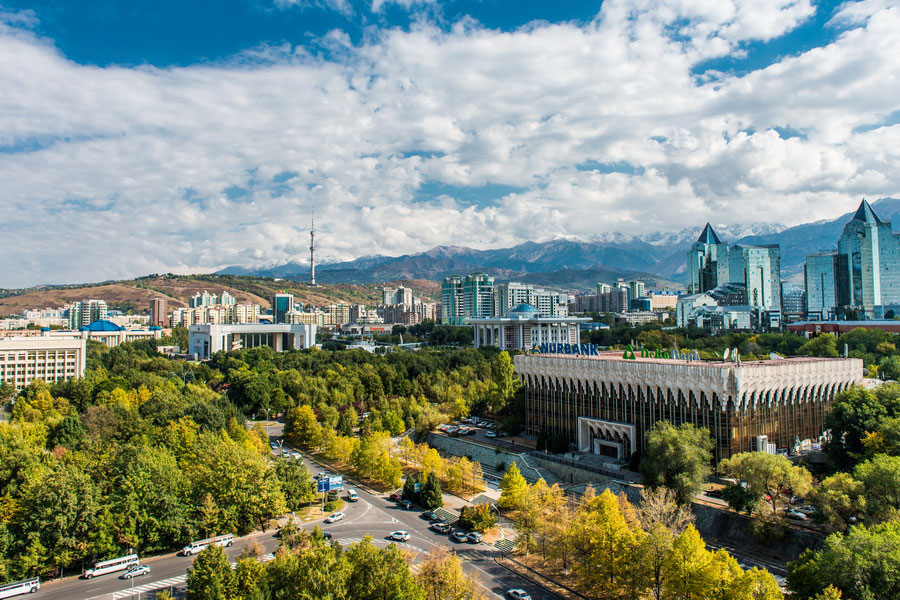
795 505 817 516
485 431 497 438
269 442 277 449
785 509 809 521
705 488 724 498
400 499 413 509
506 590 532 600
431 522 451 533
467 532 483 543
120 565 151 579
421 510 436 520
324 512 345 523
450 530 469 543
389 492 402 502
389 530 411 542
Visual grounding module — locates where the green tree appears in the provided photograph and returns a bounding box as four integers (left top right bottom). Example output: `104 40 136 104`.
274 457 316 511
491 351 518 413
344 536 425 600
420 472 443 509
854 453 900 521
640 422 714 505
263 536 348 599
285 405 323 451
186 545 236 600
574 488 640 598
498 462 528 511
664 525 716 600
825 384 900 468
787 520 900 600
799 334 840 358
812 472 866 531
718 452 813 519
417 547 486 600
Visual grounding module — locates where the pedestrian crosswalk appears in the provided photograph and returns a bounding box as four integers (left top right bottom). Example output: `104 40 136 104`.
494 538 515 553
433 507 458 523
108 575 187 599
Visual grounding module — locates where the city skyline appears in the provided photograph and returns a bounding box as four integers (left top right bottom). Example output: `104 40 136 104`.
2 0 900 288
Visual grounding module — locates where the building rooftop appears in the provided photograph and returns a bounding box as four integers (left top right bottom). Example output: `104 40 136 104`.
696 222 722 245
851 199 883 225
80 319 125 332
525 350 857 370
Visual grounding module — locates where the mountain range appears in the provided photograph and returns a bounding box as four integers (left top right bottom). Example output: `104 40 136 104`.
219 198 900 292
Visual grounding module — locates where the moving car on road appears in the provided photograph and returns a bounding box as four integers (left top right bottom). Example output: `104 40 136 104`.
325 512 345 523
119 565 151 580
389 492 402 502
421 510 436 520
399 499 413 509
389 530 411 542
485 431 497 438
346 489 359 502
506 590 532 600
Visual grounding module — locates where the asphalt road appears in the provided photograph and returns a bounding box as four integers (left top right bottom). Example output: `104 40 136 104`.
29 431 560 600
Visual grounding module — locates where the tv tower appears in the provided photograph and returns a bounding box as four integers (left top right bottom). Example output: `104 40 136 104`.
309 209 316 286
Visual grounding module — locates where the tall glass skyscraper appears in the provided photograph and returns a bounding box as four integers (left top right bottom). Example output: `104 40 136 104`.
837 200 900 314
728 244 783 311
441 273 494 324
272 293 294 324
687 223 730 294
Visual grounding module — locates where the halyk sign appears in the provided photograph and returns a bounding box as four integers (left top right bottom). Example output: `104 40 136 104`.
623 345 702 362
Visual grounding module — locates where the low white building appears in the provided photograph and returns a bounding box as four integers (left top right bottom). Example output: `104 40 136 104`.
468 303 590 351
0 336 87 391
189 323 317 359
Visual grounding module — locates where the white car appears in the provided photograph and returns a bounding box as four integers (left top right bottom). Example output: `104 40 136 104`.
485 431 497 438
120 565 151 579
506 590 532 600
325 512 345 523
785 509 809 521
389 530 411 542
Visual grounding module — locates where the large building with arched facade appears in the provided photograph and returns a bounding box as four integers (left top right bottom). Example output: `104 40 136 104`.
515 351 862 462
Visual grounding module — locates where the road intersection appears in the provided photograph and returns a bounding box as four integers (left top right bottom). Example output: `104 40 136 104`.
28 436 561 600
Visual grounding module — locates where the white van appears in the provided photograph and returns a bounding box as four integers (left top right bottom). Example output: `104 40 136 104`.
83 554 140 579
0 578 40 598
347 489 359 502
181 533 235 556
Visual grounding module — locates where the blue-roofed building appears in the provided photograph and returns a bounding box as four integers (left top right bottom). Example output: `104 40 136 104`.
467 304 589 351
77 320 164 348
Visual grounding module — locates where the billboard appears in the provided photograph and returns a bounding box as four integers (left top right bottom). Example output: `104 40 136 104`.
316 475 344 493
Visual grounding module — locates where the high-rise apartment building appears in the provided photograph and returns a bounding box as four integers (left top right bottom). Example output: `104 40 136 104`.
68 299 108 329
441 276 465 325
628 280 646 305
150 298 168 327
189 291 220 308
326 304 351 326
463 273 494 321
687 224 730 294
493 282 566 318
273 293 294 324
382 285 414 307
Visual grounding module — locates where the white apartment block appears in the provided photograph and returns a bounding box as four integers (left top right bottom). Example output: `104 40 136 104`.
0 337 87 391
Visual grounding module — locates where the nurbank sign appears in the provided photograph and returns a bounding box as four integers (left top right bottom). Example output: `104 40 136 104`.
532 343 600 355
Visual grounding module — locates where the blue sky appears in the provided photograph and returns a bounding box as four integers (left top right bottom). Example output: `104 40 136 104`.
1 0 898 286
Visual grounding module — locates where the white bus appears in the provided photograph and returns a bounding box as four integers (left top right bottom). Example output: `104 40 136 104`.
0 578 40 598
83 554 140 579
181 533 235 556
